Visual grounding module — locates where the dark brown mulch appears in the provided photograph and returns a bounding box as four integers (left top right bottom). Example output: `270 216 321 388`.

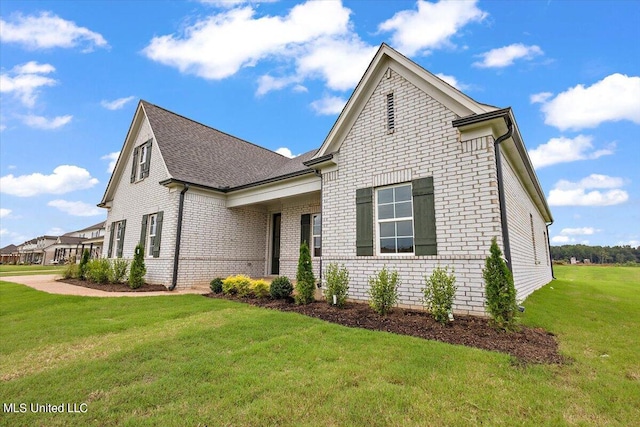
57 278 168 292
206 293 565 365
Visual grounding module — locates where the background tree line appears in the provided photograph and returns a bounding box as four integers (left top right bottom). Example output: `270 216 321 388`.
550 244 640 264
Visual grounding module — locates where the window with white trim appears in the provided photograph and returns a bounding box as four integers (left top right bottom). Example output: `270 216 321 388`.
138 144 148 180
113 221 124 258
147 214 157 257
376 183 414 254
312 214 321 257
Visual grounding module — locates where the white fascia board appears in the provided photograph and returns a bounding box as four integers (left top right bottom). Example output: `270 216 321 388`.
226 174 321 208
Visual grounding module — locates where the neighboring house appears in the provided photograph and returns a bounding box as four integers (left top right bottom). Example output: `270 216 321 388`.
100 44 553 316
0 244 19 264
18 236 57 265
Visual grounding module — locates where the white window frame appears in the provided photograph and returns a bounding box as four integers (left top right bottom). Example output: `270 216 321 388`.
138 144 148 181
147 214 157 257
113 221 123 258
375 183 414 256
312 213 321 258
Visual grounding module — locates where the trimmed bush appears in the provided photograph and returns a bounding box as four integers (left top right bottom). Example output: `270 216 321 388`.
86 259 111 284
423 266 457 324
251 279 270 298
483 237 518 330
62 257 79 279
128 244 146 289
210 277 224 294
110 258 129 283
79 249 90 280
368 267 400 315
324 263 349 307
223 275 252 297
295 241 316 305
270 276 293 299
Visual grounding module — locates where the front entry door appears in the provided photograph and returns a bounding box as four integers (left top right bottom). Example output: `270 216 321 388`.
271 213 281 275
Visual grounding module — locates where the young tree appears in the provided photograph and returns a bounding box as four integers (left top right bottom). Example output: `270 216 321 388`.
295 241 316 304
128 244 147 289
483 237 518 329
79 249 90 280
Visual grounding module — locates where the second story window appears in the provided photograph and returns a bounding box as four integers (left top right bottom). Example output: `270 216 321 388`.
131 139 152 183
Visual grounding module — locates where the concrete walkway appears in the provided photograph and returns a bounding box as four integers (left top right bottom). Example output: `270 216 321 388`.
2 274 208 297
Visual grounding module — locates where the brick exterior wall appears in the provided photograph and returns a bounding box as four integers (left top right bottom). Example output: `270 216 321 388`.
320 69 503 316
501 152 553 300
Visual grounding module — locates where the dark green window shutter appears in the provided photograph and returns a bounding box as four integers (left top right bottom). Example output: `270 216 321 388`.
117 220 126 258
140 214 148 251
143 142 152 178
412 177 437 255
356 187 374 256
130 147 139 183
153 211 163 258
108 224 115 258
300 214 311 246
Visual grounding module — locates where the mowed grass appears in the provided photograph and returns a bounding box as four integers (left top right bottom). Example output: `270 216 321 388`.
1 266 638 426
0 265 65 277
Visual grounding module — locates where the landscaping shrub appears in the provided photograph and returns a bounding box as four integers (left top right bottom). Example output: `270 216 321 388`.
368 267 400 315
79 249 90 280
128 244 146 289
62 257 79 279
324 263 349 307
86 259 111 284
110 258 129 283
250 279 270 298
223 275 252 297
295 241 316 305
270 276 293 299
210 277 224 294
423 266 457 324
483 237 518 330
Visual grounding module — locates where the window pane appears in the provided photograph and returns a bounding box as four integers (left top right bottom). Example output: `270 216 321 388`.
397 237 414 253
378 204 394 220
313 214 321 234
396 220 413 237
379 222 395 238
378 188 394 204
395 185 411 202
380 238 396 253
395 201 412 218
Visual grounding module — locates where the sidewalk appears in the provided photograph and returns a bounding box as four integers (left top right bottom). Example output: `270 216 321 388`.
2 274 207 297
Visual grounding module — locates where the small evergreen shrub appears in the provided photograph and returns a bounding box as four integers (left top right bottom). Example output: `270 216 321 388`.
223 275 252 297
210 277 224 294
110 258 129 283
79 249 90 280
86 259 111 284
324 263 349 307
295 241 316 305
483 237 518 330
368 267 400 315
128 244 147 289
62 257 79 279
423 266 457 324
270 276 293 299
250 279 270 298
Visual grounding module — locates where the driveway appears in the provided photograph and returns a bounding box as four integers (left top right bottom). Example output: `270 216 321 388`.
1 274 207 297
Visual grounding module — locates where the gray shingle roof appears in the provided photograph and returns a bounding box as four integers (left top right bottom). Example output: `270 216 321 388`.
142 101 314 190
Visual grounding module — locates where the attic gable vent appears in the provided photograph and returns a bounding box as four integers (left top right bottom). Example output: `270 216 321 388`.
386 92 395 132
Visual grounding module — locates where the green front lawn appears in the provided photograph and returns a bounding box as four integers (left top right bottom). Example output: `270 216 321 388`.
1 265 638 426
0 265 65 277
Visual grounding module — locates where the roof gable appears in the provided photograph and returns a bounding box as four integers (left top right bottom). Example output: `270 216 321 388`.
313 44 496 159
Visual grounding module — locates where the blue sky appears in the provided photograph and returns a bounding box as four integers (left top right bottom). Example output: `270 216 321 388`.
1 0 639 248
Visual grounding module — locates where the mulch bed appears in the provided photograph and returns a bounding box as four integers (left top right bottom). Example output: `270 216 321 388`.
206 293 566 365
57 278 168 292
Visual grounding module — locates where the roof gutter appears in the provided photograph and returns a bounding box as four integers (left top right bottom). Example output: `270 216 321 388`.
546 221 556 279
170 184 189 291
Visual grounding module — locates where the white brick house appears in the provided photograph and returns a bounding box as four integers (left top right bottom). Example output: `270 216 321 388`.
99 44 553 315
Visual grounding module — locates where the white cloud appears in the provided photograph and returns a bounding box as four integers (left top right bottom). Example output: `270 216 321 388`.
560 227 598 236
48 200 102 217
198 0 278 8
618 240 640 247
530 91 553 104
378 0 487 56
0 124 6 132
275 147 297 158
0 61 57 107
46 227 66 236
256 75 300 96
551 235 570 244
101 152 120 173
435 73 469 90
473 43 543 68
22 114 72 130
528 135 614 169
0 208 11 218
0 11 108 51
310 95 347 115
548 174 628 206
0 165 99 197
101 96 135 110
537 73 640 131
